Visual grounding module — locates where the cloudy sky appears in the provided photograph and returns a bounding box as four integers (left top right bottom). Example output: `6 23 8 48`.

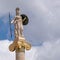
0 0 60 45
0 0 60 60
0 40 60 60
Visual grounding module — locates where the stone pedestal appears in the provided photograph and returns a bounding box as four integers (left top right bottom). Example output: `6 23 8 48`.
16 47 25 60
9 37 31 60
16 52 25 60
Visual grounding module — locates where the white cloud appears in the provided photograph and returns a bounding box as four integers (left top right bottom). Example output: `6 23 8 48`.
0 40 15 60
26 39 60 60
0 40 60 60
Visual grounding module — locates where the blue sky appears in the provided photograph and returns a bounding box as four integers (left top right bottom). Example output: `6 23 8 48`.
0 0 60 46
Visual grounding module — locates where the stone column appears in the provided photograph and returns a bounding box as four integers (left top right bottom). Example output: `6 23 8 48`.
16 46 25 60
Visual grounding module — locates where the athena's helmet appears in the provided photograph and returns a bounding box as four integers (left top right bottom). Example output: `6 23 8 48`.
16 7 20 16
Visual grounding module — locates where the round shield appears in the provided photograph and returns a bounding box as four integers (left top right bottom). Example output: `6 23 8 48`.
21 14 29 25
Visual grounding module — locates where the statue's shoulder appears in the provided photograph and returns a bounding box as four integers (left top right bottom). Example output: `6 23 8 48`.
15 16 21 18
14 16 22 21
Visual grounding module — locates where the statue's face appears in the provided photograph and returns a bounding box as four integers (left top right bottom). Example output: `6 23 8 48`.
16 10 20 15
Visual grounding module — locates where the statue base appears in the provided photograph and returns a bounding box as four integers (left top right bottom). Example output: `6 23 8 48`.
9 36 31 52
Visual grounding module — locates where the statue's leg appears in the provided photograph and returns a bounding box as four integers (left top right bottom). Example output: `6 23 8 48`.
20 25 23 36
15 29 18 38
18 27 23 37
